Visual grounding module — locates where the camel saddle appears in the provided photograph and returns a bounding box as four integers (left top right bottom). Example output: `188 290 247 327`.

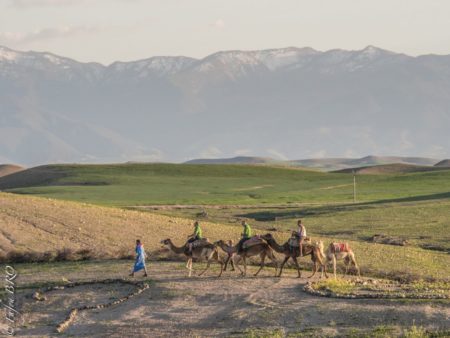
288 236 311 247
333 243 350 253
190 238 209 248
242 236 263 249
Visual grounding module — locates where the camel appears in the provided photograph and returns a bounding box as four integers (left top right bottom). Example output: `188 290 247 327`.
215 239 278 277
223 240 236 271
315 241 360 278
261 233 324 278
160 239 223 277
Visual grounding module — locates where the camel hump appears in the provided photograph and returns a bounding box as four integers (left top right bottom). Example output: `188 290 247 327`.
242 236 264 249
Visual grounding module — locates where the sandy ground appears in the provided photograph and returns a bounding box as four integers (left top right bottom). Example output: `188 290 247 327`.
6 261 450 337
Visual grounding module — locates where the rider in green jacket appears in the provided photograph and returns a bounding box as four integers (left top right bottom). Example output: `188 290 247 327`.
237 220 252 253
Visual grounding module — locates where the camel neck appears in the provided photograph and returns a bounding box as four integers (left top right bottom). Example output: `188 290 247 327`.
168 240 186 254
266 237 286 253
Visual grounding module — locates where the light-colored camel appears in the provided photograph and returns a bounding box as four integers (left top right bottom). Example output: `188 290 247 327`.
160 238 223 277
315 241 360 278
215 239 278 277
261 233 324 278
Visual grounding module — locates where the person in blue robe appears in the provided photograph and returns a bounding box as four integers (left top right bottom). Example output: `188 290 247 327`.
130 239 148 277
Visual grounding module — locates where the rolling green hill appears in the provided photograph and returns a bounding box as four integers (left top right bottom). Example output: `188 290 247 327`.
0 163 449 206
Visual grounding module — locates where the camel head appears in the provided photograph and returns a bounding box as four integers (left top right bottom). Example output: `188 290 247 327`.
160 239 171 247
261 233 274 241
314 240 325 257
213 240 226 246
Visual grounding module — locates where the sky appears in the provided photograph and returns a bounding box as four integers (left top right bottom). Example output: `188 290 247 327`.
1 0 450 64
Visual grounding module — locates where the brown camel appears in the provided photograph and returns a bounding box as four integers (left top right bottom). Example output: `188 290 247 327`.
223 240 236 271
261 233 323 278
316 241 360 278
215 239 278 277
160 239 223 277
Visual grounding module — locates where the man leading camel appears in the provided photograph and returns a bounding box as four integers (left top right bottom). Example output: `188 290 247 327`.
129 239 148 277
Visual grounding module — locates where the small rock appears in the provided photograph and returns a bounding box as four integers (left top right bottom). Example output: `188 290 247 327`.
32 292 46 301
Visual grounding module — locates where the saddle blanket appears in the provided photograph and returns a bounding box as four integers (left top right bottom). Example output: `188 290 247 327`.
288 236 311 247
243 236 263 249
288 237 299 247
191 239 209 248
333 243 350 253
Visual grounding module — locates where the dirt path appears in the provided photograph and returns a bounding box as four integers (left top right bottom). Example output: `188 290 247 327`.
11 262 450 337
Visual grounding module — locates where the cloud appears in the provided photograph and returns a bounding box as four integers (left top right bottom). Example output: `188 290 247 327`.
344 148 359 158
318 126 331 135
309 150 327 158
210 19 225 29
7 0 137 8
128 149 164 162
200 146 222 158
234 148 252 156
0 26 98 44
398 130 414 151
427 145 446 158
266 148 288 160
8 0 82 7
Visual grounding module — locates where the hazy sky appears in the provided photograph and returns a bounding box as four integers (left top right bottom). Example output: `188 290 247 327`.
1 0 450 64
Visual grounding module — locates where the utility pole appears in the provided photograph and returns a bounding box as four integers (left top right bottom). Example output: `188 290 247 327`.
353 169 357 203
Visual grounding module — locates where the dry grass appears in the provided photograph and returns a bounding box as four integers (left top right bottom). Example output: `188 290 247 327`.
0 192 449 281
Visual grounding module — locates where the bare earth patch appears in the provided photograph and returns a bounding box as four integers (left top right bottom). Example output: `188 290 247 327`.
9 261 450 337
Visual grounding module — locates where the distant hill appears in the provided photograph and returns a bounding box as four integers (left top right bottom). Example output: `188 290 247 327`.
334 163 449 175
290 156 439 171
0 164 25 178
434 159 450 167
0 165 66 190
185 156 279 165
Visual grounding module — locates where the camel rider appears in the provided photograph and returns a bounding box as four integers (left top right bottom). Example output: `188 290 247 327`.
187 221 203 253
237 220 252 253
293 219 306 257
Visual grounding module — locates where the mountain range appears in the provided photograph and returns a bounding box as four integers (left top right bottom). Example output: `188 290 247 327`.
1 45 449 165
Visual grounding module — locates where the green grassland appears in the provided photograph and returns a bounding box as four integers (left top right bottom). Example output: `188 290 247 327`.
151 195 450 250
2 163 449 280
3 163 450 206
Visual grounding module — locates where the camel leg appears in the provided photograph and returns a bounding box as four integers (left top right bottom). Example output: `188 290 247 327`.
332 255 337 279
242 257 247 277
309 259 319 278
293 257 301 278
216 256 224 277
352 255 360 277
230 256 236 271
323 257 331 278
234 256 244 275
278 256 289 277
309 250 321 278
224 254 233 272
223 256 229 271
198 259 211 276
187 257 193 277
268 251 278 276
254 253 266 276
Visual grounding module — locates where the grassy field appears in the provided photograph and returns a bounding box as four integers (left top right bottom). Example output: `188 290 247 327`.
1 163 449 206
1 163 449 282
1 192 449 282
150 198 450 252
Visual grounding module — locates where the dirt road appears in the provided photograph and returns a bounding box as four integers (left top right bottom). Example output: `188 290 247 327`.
11 262 450 337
